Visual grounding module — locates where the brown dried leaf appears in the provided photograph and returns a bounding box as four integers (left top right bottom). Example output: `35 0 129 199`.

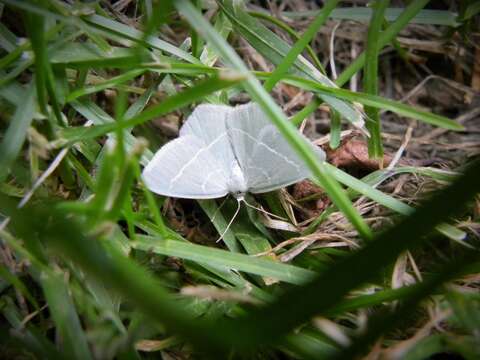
292 179 321 199
292 180 330 213
325 138 395 171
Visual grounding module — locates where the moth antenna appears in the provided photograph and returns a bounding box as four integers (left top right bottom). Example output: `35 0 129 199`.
210 196 229 223
242 198 287 221
216 198 242 243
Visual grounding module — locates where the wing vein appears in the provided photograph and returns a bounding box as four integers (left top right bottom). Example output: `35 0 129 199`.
201 168 228 192
168 132 228 191
229 128 301 172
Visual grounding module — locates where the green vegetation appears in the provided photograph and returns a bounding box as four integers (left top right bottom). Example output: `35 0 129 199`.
0 1 479 359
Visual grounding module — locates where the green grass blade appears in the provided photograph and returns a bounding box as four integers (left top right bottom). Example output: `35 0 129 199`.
134 163 168 238
281 8 459 27
327 285 416 315
50 42 150 69
24 10 63 126
248 11 325 73
124 81 159 120
84 14 200 64
136 221 273 302
326 164 466 242
263 0 339 92
66 68 146 102
337 253 478 359
0 22 18 51
461 2 480 20
40 270 93 360
69 99 153 166
0 82 36 182
363 0 390 159
336 0 429 86
132 236 315 285
329 109 341 149
289 98 321 126
402 335 450 360
198 199 240 252
0 265 40 310
200 11 232 66
282 75 463 130
0 297 62 358
59 75 243 146
24 11 47 114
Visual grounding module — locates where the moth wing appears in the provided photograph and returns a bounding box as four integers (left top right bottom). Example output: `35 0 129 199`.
180 104 237 173
142 135 230 199
227 103 325 193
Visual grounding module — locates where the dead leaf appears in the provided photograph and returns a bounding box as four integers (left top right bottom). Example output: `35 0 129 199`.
325 138 395 171
292 180 330 213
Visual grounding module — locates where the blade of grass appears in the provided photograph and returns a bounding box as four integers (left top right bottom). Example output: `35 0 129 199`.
263 0 339 91
304 166 465 242
329 109 341 149
402 334 451 360
198 199 240 253
248 10 325 73
363 0 390 159
285 329 337 358
40 270 93 360
336 0 430 86
134 162 168 237
0 79 28 106
282 75 463 130
50 42 151 69
0 25 78 88
289 98 321 126
219 197 274 257
66 68 146 102
53 59 461 132
124 81 159 120
0 22 18 52
24 10 63 126
0 265 40 310
0 0 200 66
336 253 479 359
281 7 459 27
132 236 315 285
0 82 36 182
59 75 244 145
327 285 416 315
461 2 480 20
84 14 200 64
190 0 203 58
63 62 461 132
23 11 47 115
1 297 63 358
325 163 466 242
69 99 154 166
136 220 273 303
200 11 232 66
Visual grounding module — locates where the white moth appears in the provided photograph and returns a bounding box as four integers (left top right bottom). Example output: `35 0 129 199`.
142 103 325 201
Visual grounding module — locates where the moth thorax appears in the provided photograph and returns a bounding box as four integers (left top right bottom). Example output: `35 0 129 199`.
228 162 248 195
